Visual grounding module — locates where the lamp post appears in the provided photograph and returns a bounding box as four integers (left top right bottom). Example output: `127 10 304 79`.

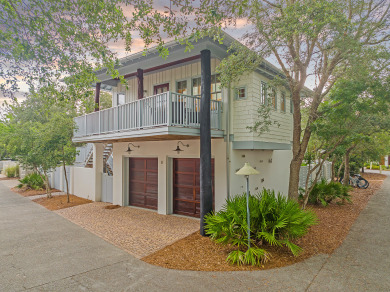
236 162 259 248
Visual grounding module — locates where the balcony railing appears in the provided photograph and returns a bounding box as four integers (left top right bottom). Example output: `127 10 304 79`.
74 92 222 138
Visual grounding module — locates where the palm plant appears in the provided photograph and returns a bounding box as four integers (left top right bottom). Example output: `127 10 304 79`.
205 189 317 266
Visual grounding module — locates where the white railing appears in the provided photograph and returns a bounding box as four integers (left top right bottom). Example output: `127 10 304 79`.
74 143 94 166
74 92 222 138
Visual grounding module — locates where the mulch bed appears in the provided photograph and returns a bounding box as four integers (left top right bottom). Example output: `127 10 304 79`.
33 195 92 211
104 204 121 209
142 172 386 271
0 177 19 181
11 187 61 197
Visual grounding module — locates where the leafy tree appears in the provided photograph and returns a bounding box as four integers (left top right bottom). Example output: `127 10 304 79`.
0 0 183 98
172 0 390 200
300 72 390 206
1 89 77 198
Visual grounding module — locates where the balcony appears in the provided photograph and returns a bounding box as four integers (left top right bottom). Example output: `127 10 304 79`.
73 92 223 143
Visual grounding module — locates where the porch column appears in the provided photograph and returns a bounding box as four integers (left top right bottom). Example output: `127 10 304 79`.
95 82 101 112
137 68 144 99
93 143 104 202
200 49 212 236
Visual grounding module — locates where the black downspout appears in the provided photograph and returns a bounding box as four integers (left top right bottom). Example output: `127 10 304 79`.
200 49 212 236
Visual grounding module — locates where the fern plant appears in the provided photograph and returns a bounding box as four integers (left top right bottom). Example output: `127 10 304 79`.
205 189 317 266
309 179 351 206
17 173 46 190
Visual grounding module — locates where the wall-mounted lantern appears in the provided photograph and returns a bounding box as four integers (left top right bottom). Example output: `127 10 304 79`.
173 141 189 154
126 143 140 154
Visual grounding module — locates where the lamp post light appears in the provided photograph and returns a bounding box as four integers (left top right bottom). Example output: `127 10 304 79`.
236 162 259 248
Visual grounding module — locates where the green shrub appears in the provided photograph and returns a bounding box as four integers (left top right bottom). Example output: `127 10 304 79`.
17 173 46 190
369 165 389 170
4 165 20 178
308 179 351 206
204 189 317 266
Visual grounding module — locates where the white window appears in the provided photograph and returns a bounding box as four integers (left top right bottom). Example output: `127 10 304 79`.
261 82 267 104
177 80 188 95
270 87 277 110
191 74 222 100
117 93 125 106
235 87 246 100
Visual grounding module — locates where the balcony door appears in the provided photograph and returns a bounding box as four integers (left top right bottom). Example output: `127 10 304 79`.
154 83 169 94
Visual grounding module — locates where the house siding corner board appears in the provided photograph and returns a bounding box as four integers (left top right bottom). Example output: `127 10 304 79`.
114 59 221 104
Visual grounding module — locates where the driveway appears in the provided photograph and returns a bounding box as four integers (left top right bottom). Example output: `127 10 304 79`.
55 202 200 258
1 174 390 291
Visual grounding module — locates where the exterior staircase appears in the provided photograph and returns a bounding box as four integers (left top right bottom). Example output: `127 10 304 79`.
76 143 113 176
103 144 113 176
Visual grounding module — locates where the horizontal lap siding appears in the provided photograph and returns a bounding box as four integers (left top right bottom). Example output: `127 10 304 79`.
233 72 293 144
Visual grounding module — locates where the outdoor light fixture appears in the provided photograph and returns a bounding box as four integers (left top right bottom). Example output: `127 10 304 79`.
126 143 140 154
236 162 259 249
173 141 189 154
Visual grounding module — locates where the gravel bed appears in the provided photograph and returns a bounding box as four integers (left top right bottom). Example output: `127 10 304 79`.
55 202 200 258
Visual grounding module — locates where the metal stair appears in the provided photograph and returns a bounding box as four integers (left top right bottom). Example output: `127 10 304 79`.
103 144 113 176
77 143 113 176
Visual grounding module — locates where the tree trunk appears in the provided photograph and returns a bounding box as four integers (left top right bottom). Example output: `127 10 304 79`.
288 88 309 201
43 170 52 198
343 151 351 187
331 157 336 181
337 161 344 182
63 161 69 203
288 159 302 201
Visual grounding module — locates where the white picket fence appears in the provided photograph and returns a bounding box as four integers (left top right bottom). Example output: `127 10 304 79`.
299 161 333 189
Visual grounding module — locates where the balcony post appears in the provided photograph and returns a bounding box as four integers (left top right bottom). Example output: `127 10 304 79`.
167 92 171 126
137 68 144 100
200 49 212 236
95 82 101 112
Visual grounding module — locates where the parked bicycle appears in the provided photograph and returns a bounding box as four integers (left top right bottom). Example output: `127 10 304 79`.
339 173 369 189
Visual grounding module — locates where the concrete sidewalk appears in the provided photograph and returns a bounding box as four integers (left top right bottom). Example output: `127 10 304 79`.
0 176 389 292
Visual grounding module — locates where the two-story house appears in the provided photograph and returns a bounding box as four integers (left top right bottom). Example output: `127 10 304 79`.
71 32 293 218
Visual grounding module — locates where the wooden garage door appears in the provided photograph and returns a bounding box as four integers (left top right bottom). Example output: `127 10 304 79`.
129 158 158 210
173 158 214 217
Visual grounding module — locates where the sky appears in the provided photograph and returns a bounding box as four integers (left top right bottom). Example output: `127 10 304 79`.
0 2 316 106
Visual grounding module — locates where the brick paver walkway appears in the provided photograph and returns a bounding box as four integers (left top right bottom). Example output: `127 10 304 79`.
55 202 200 258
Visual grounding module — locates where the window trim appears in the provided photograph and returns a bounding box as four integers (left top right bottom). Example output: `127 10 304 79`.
176 79 189 95
191 74 222 100
235 86 247 100
116 92 126 106
270 87 277 110
261 81 267 105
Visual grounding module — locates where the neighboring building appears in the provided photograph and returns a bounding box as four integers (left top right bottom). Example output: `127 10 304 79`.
70 33 293 218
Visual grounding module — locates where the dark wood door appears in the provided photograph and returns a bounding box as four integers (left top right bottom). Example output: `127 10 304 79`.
154 83 169 94
129 158 158 210
173 158 214 217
